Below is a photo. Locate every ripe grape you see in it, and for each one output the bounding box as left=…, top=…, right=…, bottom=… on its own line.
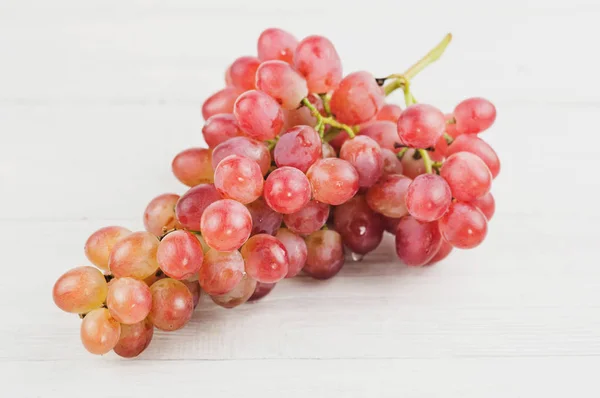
left=157, top=230, right=204, bottom=280
left=172, top=148, right=214, bottom=187
left=241, top=234, right=289, bottom=283
left=175, top=184, right=222, bottom=231
left=249, top=282, right=276, bottom=301
left=113, top=318, right=154, bottom=358
left=330, top=71, right=385, bottom=125
left=381, top=149, right=403, bottom=175
left=283, top=200, right=330, bottom=235
left=426, top=240, right=453, bottom=265
left=202, top=114, right=243, bottom=148
left=395, top=216, right=442, bottom=266
left=108, top=231, right=160, bottom=280
left=106, top=277, right=152, bottom=324
left=255, top=60, right=308, bottom=110
left=397, top=104, right=446, bottom=148
left=211, top=274, right=257, bottom=309
left=294, top=35, right=342, bottom=93
left=440, top=152, right=492, bottom=201
left=264, top=166, right=311, bottom=214
left=453, top=97, right=496, bottom=135
left=470, top=192, right=495, bottom=220
left=274, top=125, right=322, bottom=173
left=199, top=249, right=245, bottom=295
left=321, top=141, right=337, bottom=158
left=276, top=228, right=307, bottom=278
left=405, top=174, right=452, bottom=222
left=80, top=308, right=121, bottom=355
left=202, top=87, right=242, bottom=120
left=234, top=90, right=284, bottom=141
left=439, top=202, right=488, bottom=249
left=149, top=278, right=194, bottom=331
left=246, top=197, right=284, bottom=236
left=306, top=158, right=359, bottom=205
left=359, top=121, right=402, bottom=152
left=84, top=226, right=131, bottom=271
left=399, top=148, right=426, bottom=179
left=212, top=136, right=271, bottom=176
left=365, top=174, right=412, bottom=218
left=257, top=28, right=298, bottom=64
left=333, top=195, right=384, bottom=255
left=182, top=279, right=202, bottom=309
left=339, top=136, right=383, bottom=188
left=200, top=199, right=252, bottom=251
left=143, top=193, right=181, bottom=237
left=376, top=104, right=402, bottom=123
left=53, top=266, right=108, bottom=313
left=214, top=154, right=264, bottom=204
left=445, top=134, right=500, bottom=178
left=382, top=216, right=401, bottom=234
left=303, top=229, right=345, bottom=280
left=228, top=56, right=261, bottom=90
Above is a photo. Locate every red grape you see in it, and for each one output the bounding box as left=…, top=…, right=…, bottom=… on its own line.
left=211, top=274, right=257, bottom=309
left=143, top=193, right=181, bottom=237
left=241, top=234, right=289, bottom=283
left=406, top=174, right=452, bottom=222
left=264, top=166, right=311, bottom=214
left=439, top=202, right=488, bottom=249
left=306, top=158, right=359, bottom=205
left=148, top=278, right=194, bottom=331
left=234, top=90, right=284, bottom=141
left=321, top=141, right=337, bottom=158
left=470, top=192, right=495, bottom=221
left=397, top=104, right=445, bottom=148
left=333, top=195, right=384, bottom=255
left=249, top=282, right=276, bottom=301
left=200, top=199, right=252, bottom=252
left=214, top=154, right=264, bottom=204
left=202, top=87, right=242, bottom=120
left=109, top=231, right=160, bottom=280
left=359, top=121, right=402, bottom=152
left=376, top=104, right=402, bottom=123
left=182, top=279, right=202, bottom=309
left=328, top=130, right=350, bottom=152
left=199, top=249, right=245, bottom=295
left=113, top=318, right=153, bottom=358
left=246, top=197, right=284, bottom=236
left=365, top=174, right=412, bottom=218
left=175, top=184, right=222, bottom=231
left=440, top=152, right=492, bottom=201
left=84, top=226, right=131, bottom=271
left=283, top=200, right=330, bottom=235
left=80, top=308, right=121, bottom=355
left=106, top=277, right=152, bottom=324
left=445, top=134, right=500, bottom=178
left=330, top=71, right=385, bottom=125
left=172, top=148, right=214, bottom=187
left=202, top=113, right=243, bottom=148
left=276, top=228, right=307, bottom=278
left=303, top=229, right=345, bottom=280
left=53, top=266, right=108, bottom=314
left=294, top=35, right=342, bottom=93
left=256, top=60, right=308, bottom=110
left=383, top=216, right=401, bottom=234
left=453, top=97, right=496, bottom=135
left=394, top=216, right=442, bottom=266
left=157, top=230, right=204, bottom=280
left=426, top=240, right=453, bottom=265
left=339, top=136, right=383, bottom=188
left=381, top=149, right=403, bottom=175
left=228, top=56, right=261, bottom=91
left=274, top=125, right=322, bottom=173
left=257, top=28, right=298, bottom=64
left=212, top=136, right=271, bottom=176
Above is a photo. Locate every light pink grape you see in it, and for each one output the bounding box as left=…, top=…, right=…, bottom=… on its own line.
left=339, top=135, right=384, bottom=188
left=211, top=274, right=257, bottom=309
left=397, top=104, right=446, bottom=148
left=212, top=136, right=271, bottom=176
left=109, top=231, right=160, bottom=280
left=148, top=278, right=194, bottom=331
left=106, top=277, right=152, bottom=324
left=241, top=234, right=289, bottom=283
left=365, top=174, right=412, bottom=218
left=470, top=192, right=495, bottom=221
left=445, top=134, right=501, bottom=178
left=405, top=174, right=452, bottom=222
left=84, top=226, right=131, bottom=271
left=80, top=308, right=121, bottom=355
left=257, top=28, right=298, bottom=64
left=395, top=216, right=442, bottom=266
left=426, top=240, right=453, bottom=266
left=172, top=148, right=214, bottom=187
left=293, top=35, right=342, bottom=93
left=53, top=266, right=108, bottom=314
left=234, top=90, right=284, bottom=141
left=175, top=184, right=222, bottom=231
left=157, top=230, right=204, bottom=280
left=283, top=200, right=330, bottom=235
left=256, top=60, right=308, bottom=110
left=214, top=154, right=264, bottom=204
left=200, top=199, right=252, bottom=252
left=376, top=104, right=402, bottom=122
left=330, top=71, right=384, bottom=125
left=276, top=228, right=307, bottom=278
left=453, top=97, right=497, bottom=135
left=440, top=152, right=492, bottom=201
left=439, top=202, right=488, bottom=249
left=199, top=249, right=245, bottom=295
left=113, top=318, right=154, bottom=358
left=246, top=197, right=284, bottom=236
left=202, top=113, right=243, bottom=148
left=264, top=167, right=311, bottom=214
left=202, top=87, right=242, bottom=120
left=359, top=121, right=402, bottom=152
left=381, top=149, right=403, bottom=175
left=306, top=158, right=359, bottom=205
left=274, top=125, right=322, bottom=173
left=143, top=193, right=181, bottom=237
left=228, top=56, right=261, bottom=91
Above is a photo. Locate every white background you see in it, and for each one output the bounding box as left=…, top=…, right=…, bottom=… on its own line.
left=1, top=0, right=598, bottom=396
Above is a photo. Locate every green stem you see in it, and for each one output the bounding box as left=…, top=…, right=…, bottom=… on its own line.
left=266, top=138, right=278, bottom=151
left=443, top=133, right=455, bottom=145
left=396, top=147, right=408, bottom=159
left=418, top=149, right=433, bottom=174
left=302, top=98, right=356, bottom=138
left=320, top=93, right=332, bottom=116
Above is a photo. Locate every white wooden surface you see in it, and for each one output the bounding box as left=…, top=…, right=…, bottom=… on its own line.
left=1, top=0, right=599, bottom=396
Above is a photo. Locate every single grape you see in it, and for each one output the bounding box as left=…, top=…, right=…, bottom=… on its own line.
left=113, top=318, right=154, bottom=358
left=333, top=195, right=384, bottom=255
left=234, top=90, right=284, bottom=141
left=306, top=158, right=359, bottom=205
left=257, top=28, right=298, bottom=64
left=440, top=152, right=492, bottom=201
left=143, top=193, right=181, bottom=237
left=211, top=274, right=257, bottom=309
left=80, top=308, right=121, bottom=355
left=359, top=121, right=402, bottom=152
left=241, top=234, right=289, bottom=283
left=214, top=154, right=264, bottom=204
left=248, top=281, right=276, bottom=301
left=397, top=104, right=446, bottom=148
left=84, top=226, right=131, bottom=271
left=157, top=230, right=204, bottom=280
left=172, top=148, right=214, bottom=187
left=202, top=87, right=242, bottom=120
left=282, top=93, right=324, bottom=130
left=330, top=71, right=385, bottom=125
left=406, top=174, right=452, bottom=222
left=445, top=134, right=500, bottom=178
left=382, top=216, right=401, bottom=234
left=246, top=197, right=283, bottom=236
left=283, top=200, right=330, bottom=235
left=399, top=148, right=426, bottom=179
left=199, top=249, right=245, bottom=295
left=293, top=35, right=342, bottom=93
left=149, top=278, right=194, bottom=331
left=175, top=184, right=222, bottom=231
left=182, top=279, right=202, bottom=308
left=376, top=104, right=402, bottom=123
left=303, top=229, right=345, bottom=279
left=365, top=174, right=412, bottom=218
left=255, top=60, right=308, bottom=110
left=453, top=97, right=496, bottom=134
left=339, top=136, right=384, bottom=188
left=321, top=141, right=337, bottom=158
left=470, top=192, right=495, bottom=221
left=53, top=266, right=108, bottom=313
left=212, top=136, right=271, bottom=176
left=274, top=125, right=322, bottom=172
left=108, top=231, right=160, bottom=280
left=202, top=113, right=243, bottom=148
left=439, top=202, right=488, bottom=249
left=106, top=277, right=152, bottom=324
left=395, top=216, right=442, bottom=266
left=200, top=199, right=252, bottom=252
left=276, top=228, right=307, bottom=278
left=426, top=240, right=453, bottom=265
left=264, top=166, right=311, bottom=214
left=381, top=149, right=403, bottom=175
left=228, top=56, right=261, bottom=91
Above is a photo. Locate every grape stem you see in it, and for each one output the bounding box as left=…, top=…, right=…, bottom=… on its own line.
left=301, top=98, right=356, bottom=139
left=396, top=147, right=408, bottom=159
left=443, top=132, right=455, bottom=145
left=418, top=149, right=434, bottom=174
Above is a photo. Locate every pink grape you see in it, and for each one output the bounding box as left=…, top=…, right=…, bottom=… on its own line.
left=453, top=97, right=496, bottom=135
left=257, top=28, right=298, bottom=64
left=303, top=229, right=345, bottom=280
left=276, top=228, right=307, bottom=278
left=282, top=93, right=324, bottom=130
left=80, top=308, right=121, bottom=355
left=202, top=87, right=242, bottom=120
left=202, top=113, right=243, bottom=148
left=330, top=71, right=385, bottom=125
left=106, top=277, right=152, bottom=324
left=84, top=226, right=131, bottom=271
left=395, top=216, right=442, bottom=266
left=172, top=148, right=214, bottom=187
left=148, top=278, right=194, bottom=331
left=339, top=136, right=384, bottom=188
left=381, top=149, right=403, bottom=175
left=283, top=200, right=330, bottom=235
left=214, top=154, right=264, bottom=204
left=383, top=216, right=401, bottom=234
left=399, top=149, right=426, bottom=179
left=264, top=167, right=311, bottom=214
left=376, top=104, right=402, bottom=123
left=113, top=318, right=154, bottom=358
left=175, top=184, right=222, bottom=231
left=397, top=104, right=446, bottom=148
left=200, top=199, right=252, bottom=251
left=109, top=232, right=160, bottom=280
left=470, top=192, right=495, bottom=220
left=143, top=193, right=181, bottom=237
left=321, top=141, right=337, bottom=158
left=359, top=121, right=402, bottom=152
left=246, top=197, right=284, bottom=236
left=306, top=158, right=359, bottom=205
left=256, top=60, right=308, bottom=110
left=211, top=274, right=257, bottom=309
left=333, top=195, right=384, bottom=255
left=274, top=125, right=322, bottom=173
left=212, top=136, right=271, bottom=176
left=182, top=279, right=202, bottom=309
left=294, top=35, right=342, bottom=93
left=406, top=174, right=452, bottom=222
left=241, top=234, right=289, bottom=283
left=228, top=56, right=261, bottom=90
left=199, top=249, right=245, bottom=295
left=328, top=130, right=350, bottom=152
left=445, top=134, right=501, bottom=178
left=426, top=240, right=453, bottom=265
left=365, top=174, right=412, bottom=218
left=53, top=266, right=108, bottom=313
left=439, top=202, right=488, bottom=249
left=157, top=230, right=204, bottom=280
left=249, top=282, right=276, bottom=301
left=234, top=90, right=284, bottom=141
left=440, top=152, right=492, bottom=201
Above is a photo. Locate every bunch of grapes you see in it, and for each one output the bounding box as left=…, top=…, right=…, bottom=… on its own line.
left=52, top=29, right=500, bottom=358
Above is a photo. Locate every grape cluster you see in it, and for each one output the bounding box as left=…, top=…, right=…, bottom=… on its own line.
left=52, top=29, right=500, bottom=358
